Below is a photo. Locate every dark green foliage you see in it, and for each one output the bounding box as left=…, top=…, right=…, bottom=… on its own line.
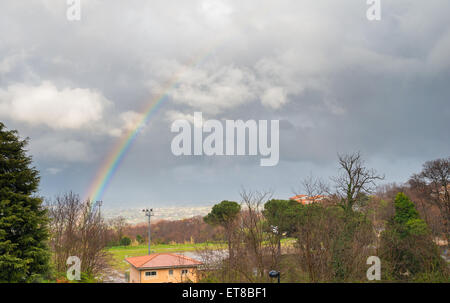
left=263, top=199, right=301, bottom=236
left=393, top=192, right=430, bottom=238
left=0, top=122, right=50, bottom=282
left=204, top=201, right=241, bottom=227
left=204, top=200, right=241, bottom=260
left=293, top=204, right=374, bottom=282
left=119, top=236, right=132, bottom=246
left=393, top=192, right=420, bottom=226
left=331, top=210, right=374, bottom=281
left=380, top=192, right=448, bottom=281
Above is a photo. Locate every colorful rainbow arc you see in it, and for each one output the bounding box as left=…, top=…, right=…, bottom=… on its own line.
left=85, top=44, right=219, bottom=204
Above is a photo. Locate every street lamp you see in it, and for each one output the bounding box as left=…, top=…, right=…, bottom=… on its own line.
left=269, top=270, right=280, bottom=283
left=142, top=208, right=154, bottom=255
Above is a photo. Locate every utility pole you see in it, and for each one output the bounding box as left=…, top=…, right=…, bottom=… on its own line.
left=142, top=208, right=154, bottom=255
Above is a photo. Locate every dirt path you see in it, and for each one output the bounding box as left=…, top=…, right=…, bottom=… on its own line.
left=101, top=267, right=127, bottom=283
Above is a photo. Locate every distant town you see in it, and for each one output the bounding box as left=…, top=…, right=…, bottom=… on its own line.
left=102, top=206, right=213, bottom=224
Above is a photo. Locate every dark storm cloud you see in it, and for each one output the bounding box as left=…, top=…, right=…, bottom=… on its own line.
left=0, top=0, right=449, bottom=207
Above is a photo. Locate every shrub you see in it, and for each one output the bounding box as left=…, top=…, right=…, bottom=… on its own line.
left=120, top=236, right=132, bottom=246
left=380, top=192, right=449, bottom=280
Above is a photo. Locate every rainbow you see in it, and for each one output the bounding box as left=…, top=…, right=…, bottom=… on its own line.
left=85, top=84, right=170, bottom=204
left=85, top=44, right=220, bottom=204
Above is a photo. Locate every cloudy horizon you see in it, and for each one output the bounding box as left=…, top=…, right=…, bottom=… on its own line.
left=1, top=1, right=449, bottom=209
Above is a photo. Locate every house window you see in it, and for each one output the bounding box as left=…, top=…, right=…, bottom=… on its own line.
left=145, top=271, right=157, bottom=277
left=169, top=269, right=174, bottom=276
left=181, top=269, right=188, bottom=275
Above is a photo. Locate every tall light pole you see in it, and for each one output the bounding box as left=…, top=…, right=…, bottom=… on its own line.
left=142, top=208, right=154, bottom=255
left=96, top=200, right=103, bottom=218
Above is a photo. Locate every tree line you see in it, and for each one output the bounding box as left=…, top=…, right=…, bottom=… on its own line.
left=197, top=153, right=449, bottom=282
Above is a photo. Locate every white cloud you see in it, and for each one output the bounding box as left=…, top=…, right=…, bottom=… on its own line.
left=165, top=110, right=195, bottom=124
left=0, top=81, right=110, bottom=129
left=200, top=0, right=233, bottom=28
left=261, top=87, right=287, bottom=109
left=109, top=111, right=145, bottom=137
left=168, top=64, right=257, bottom=114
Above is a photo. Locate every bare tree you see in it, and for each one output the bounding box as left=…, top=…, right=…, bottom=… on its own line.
left=122, top=216, right=222, bottom=245
left=298, top=173, right=330, bottom=204
left=202, top=190, right=278, bottom=282
left=332, top=152, right=384, bottom=211
left=47, top=192, right=83, bottom=273
left=292, top=203, right=375, bottom=282
left=414, top=157, right=450, bottom=243
left=109, top=216, right=128, bottom=244
left=47, top=192, right=109, bottom=280
left=238, top=190, right=273, bottom=281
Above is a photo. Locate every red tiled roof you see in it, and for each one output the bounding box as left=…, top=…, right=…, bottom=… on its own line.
left=125, top=253, right=202, bottom=269
left=289, top=195, right=327, bottom=205
left=289, top=195, right=307, bottom=200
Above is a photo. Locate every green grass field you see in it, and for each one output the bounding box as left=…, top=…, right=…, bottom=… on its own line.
left=108, top=238, right=296, bottom=271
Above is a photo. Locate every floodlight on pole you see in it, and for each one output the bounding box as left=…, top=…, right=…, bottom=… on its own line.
left=142, top=208, right=154, bottom=255
left=95, top=200, right=103, bottom=218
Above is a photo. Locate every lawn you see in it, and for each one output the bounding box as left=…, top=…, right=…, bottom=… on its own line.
left=108, top=238, right=296, bottom=272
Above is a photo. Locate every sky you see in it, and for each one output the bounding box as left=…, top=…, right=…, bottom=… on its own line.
left=0, top=0, right=449, bottom=209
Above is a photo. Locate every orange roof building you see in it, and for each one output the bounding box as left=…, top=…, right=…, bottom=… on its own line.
left=290, top=194, right=326, bottom=205
left=125, top=253, right=203, bottom=283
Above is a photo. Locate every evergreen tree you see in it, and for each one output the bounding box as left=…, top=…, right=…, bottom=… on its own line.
left=263, top=199, right=300, bottom=236
left=380, top=192, right=448, bottom=281
left=204, top=201, right=241, bottom=260
left=0, top=122, right=50, bottom=282
left=120, top=236, right=132, bottom=246
left=393, top=192, right=421, bottom=226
